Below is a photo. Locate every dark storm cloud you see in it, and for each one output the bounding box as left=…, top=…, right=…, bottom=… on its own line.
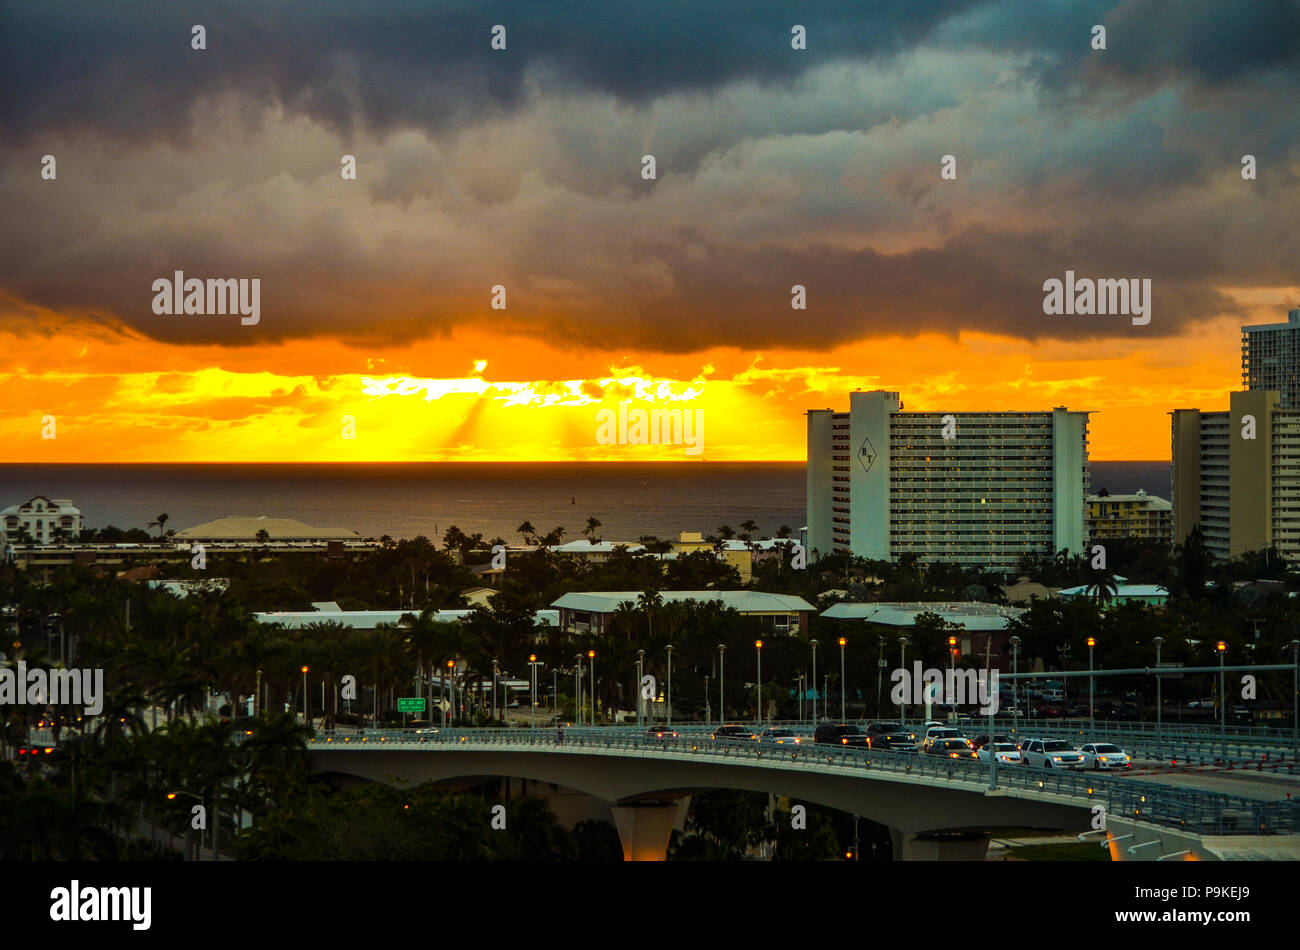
left=944, top=0, right=1300, bottom=94
left=0, top=0, right=986, bottom=144
left=1, top=0, right=1297, bottom=354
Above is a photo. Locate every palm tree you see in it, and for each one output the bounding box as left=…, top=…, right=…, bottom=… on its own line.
left=583, top=517, right=602, bottom=542
left=1087, top=567, right=1119, bottom=609
left=517, top=521, right=536, bottom=546
left=637, top=590, right=663, bottom=643
left=88, top=688, right=149, bottom=800
left=739, top=520, right=758, bottom=542
left=147, top=513, right=169, bottom=538
left=240, top=712, right=311, bottom=817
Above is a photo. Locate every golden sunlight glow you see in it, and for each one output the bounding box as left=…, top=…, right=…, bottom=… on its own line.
left=0, top=311, right=1254, bottom=462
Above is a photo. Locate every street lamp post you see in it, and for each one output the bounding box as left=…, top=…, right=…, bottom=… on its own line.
left=1009, top=636, right=1020, bottom=724
left=810, top=640, right=819, bottom=722
left=529, top=654, right=539, bottom=728
left=588, top=650, right=596, bottom=725
left=755, top=640, right=763, bottom=725
left=1153, top=637, right=1163, bottom=739
left=899, top=637, right=909, bottom=727
left=1291, top=640, right=1300, bottom=762
left=573, top=655, right=582, bottom=726
left=255, top=669, right=262, bottom=719
left=839, top=637, right=847, bottom=720
left=552, top=669, right=558, bottom=714
left=300, top=666, right=309, bottom=729
left=1087, top=637, right=1096, bottom=724
left=704, top=674, right=711, bottom=725
left=447, top=660, right=455, bottom=726
left=666, top=645, right=673, bottom=727
left=1217, top=641, right=1227, bottom=763
left=876, top=635, right=885, bottom=717
left=717, top=644, right=726, bottom=724
left=636, top=649, right=646, bottom=728
left=947, top=637, right=957, bottom=722
left=492, top=660, right=499, bottom=723
left=166, top=790, right=207, bottom=860
left=796, top=674, right=803, bottom=722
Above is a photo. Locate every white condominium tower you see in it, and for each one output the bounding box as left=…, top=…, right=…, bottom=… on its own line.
left=807, top=391, right=1090, bottom=571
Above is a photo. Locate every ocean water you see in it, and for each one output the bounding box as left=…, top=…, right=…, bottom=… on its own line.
left=0, top=460, right=1168, bottom=542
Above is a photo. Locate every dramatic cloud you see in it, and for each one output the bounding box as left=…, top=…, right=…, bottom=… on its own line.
left=1, top=1, right=1296, bottom=460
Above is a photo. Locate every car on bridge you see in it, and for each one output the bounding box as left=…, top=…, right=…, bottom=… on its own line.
left=757, top=727, right=801, bottom=746
left=977, top=742, right=1023, bottom=765
left=928, top=738, right=978, bottom=759
left=1020, top=738, right=1085, bottom=770
left=865, top=722, right=917, bottom=751
left=920, top=726, right=967, bottom=752
left=646, top=727, right=678, bottom=740
left=970, top=733, right=1013, bottom=750
left=813, top=723, right=870, bottom=748
left=1078, top=742, right=1131, bottom=770
left=712, top=724, right=757, bottom=742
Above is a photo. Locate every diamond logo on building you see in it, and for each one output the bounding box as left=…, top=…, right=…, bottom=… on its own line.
left=858, top=436, right=876, bottom=474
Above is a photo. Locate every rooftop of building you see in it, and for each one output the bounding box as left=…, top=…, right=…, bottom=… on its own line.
left=173, top=515, right=360, bottom=541
left=820, top=601, right=1026, bottom=629
left=550, top=590, right=815, bottom=614
left=1088, top=489, right=1171, bottom=509
left=2, top=496, right=81, bottom=515
left=1242, top=308, right=1300, bottom=331
left=1057, top=584, right=1169, bottom=598
left=255, top=606, right=559, bottom=629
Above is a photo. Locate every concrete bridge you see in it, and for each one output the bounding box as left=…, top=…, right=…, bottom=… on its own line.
left=308, top=728, right=1300, bottom=861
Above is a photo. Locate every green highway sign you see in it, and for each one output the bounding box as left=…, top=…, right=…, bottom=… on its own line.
left=397, top=697, right=426, bottom=712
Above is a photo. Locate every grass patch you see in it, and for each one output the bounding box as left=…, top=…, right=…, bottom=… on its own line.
left=1007, top=842, right=1111, bottom=861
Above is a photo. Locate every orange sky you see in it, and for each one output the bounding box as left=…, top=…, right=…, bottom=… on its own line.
left=0, top=310, right=1255, bottom=463
left=4, top=5, right=1297, bottom=466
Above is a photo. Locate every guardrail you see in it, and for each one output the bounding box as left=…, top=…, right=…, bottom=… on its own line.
left=304, top=727, right=1300, bottom=836
left=420, top=718, right=1300, bottom=766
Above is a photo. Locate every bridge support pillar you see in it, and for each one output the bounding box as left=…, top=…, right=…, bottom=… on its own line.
left=889, top=828, right=990, bottom=861
left=610, top=802, right=681, bottom=861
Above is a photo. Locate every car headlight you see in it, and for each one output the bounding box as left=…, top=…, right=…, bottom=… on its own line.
left=1052, top=756, right=1061, bottom=761
left=1099, top=756, right=1109, bottom=762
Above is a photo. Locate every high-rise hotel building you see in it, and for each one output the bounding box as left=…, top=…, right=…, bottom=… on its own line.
left=807, top=391, right=1090, bottom=571
left=1171, top=390, right=1300, bottom=560
left=1242, top=309, right=1300, bottom=409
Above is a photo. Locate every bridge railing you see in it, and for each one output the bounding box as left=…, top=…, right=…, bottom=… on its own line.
left=307, top=727, right=1300, bottom=835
